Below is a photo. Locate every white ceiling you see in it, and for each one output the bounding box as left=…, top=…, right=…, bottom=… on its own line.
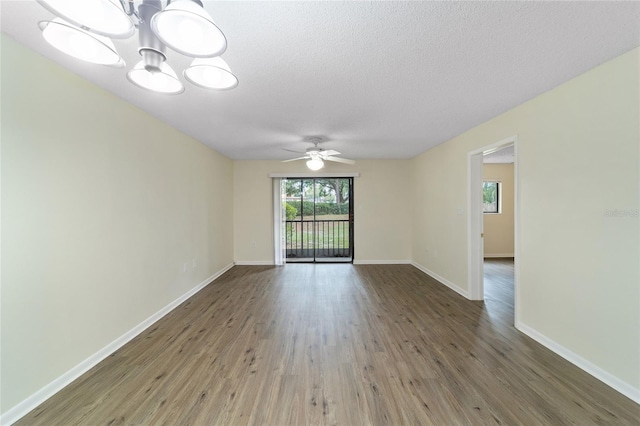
left=2, top=1, right=639, bottom=161
left=483, top=145, right=514, bottom=164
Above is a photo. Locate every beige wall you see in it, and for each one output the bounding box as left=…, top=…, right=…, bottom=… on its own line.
left=1, top=37, right=234, bottom=413
left=412, top=48, right=639, bottom=392
left=233, top=160, right=412, bottom=263
left=483, top=163, right=514, bottom=257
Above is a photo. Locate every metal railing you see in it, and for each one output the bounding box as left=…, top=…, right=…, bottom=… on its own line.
left=285, top=219, right=351, bottom=260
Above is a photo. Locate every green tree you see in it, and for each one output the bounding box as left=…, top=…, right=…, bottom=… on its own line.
left=483, top=182, right=496, bottom=204
left=284, top=178, right=350, bottom=205
left=315, top=179, right=349, bottom=204
left=285, top=203, right=297, bottom=220
left=284, top=179, right=302, bottom=197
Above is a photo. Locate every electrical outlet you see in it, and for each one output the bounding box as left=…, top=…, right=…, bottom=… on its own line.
left=192, top=259, right=197, bottom=268
left=183, top=263, right=188, bottom=272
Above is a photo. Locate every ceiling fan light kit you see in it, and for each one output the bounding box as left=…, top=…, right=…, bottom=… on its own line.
left=282, top=137, right=356, bottom=170
left=306, top=158, right=325, bottom=171
left=36, top=0, right=238, bottom=94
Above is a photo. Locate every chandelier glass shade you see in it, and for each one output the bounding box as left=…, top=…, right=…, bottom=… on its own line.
left=184, top=57, right=239, bottom=90
left=36, top=0, right=237, bottom=94
left=150, top=0, right=227, bottom=58
left=37, top=0, right=135, bottom=38
left=127, top=61, right=185, bottom=94
left=39, top=18, right=125, bottom=67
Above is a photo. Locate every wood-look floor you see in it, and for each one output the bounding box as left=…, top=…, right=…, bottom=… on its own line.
left=17, top=262, right=639, bottom=425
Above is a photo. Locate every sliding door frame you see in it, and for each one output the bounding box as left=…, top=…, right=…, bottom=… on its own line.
left=270, top=173, right=359, bottom=264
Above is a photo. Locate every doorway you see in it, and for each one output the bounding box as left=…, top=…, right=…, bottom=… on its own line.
left=467, top=136, right=519, bottom=323
left=481, top=146, right=516, bottom=322
left=283, top=177, right=354, bottom=263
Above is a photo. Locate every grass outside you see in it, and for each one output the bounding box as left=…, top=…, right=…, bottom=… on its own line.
left=286, top=215, right=350, bottom=249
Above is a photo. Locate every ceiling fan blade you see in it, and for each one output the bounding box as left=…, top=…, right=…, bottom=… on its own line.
left=320, top=149, right=341, bottom=157
left=325, top=156, right=355, bottom=165
left=282, top=156, right=310, bottom=163
left=282, top=148, right=305, bottom=154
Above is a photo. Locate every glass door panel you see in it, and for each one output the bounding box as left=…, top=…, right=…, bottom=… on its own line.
left=284, top=177, right=353, bottom=263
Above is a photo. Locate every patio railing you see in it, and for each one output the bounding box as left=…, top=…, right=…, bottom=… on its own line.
left=285, top=219, right=351, bottom=260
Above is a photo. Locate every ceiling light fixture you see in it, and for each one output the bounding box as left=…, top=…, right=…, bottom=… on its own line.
left=306, top=158, right=325, bottom=171
left=37, top=0, right=135, bottom=38
left=39, top=18, right=125, bottom=67
left=36, top=0, right=238, bottom=94
left=127, top=61, right=184, bottom=94
left=150, top=0, right=227, bottom=57
left=184, top=57, right=239, bottom=90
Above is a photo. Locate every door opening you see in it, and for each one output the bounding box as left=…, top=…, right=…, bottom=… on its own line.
left=482, top=146, right=516, bottom=322
left=283, top=177, right=354, bottom=263
left=467, top=136, right=519, bottom=324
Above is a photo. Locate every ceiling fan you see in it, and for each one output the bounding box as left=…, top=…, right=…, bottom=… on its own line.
left=282, top=137, right=356, bottom=170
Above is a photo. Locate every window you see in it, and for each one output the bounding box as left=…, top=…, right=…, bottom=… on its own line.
left=483, top=181, right=500, bottom=213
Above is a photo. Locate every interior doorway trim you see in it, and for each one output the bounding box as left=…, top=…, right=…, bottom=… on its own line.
left=467, top=135, right=520, bottom=321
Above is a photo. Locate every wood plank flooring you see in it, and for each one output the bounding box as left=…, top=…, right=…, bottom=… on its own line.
left=17, top=263, right=640, bottom=425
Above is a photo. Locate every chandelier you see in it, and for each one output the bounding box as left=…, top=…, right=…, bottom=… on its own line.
left=37, top=0, right=238, bottom=94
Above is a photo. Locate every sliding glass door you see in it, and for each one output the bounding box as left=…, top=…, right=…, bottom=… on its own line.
left=283, top=178, right=353, bottom=263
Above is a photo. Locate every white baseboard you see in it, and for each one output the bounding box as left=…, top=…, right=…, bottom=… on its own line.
left=516, top=322, right=640, bottom=404
left=410, top=262, right=469, bottom=298
left=0, top=262, right=234, bottom=426
left=484, top=253, right=514, bottom=258
left=236, top=260, right=410, bottom=266
left=237, top=260, right=413, bottom=266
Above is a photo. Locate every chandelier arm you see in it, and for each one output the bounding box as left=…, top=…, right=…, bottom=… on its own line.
left=121, top=0, right=142, bottom=25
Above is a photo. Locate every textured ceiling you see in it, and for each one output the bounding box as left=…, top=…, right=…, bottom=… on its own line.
left=2, top=1, right=639, bottom=160
left=484, top=145, right=514, bottom=164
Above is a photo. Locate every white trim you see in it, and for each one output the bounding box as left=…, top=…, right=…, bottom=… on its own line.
left=477, top=137, right=517, bottom=157
left=273, top=178, right=285, bottom=266
left=353, top=260, right=411, bottom=265
left=513, top=141, right=521, bottom=326
left=483, top=253, right=515, bottom=258
left=0, top=263, right=234, bottom=426
left=268, top=172, right=360, bottom=178
left=467, top=152, right=484, bottom=300
left=410, top=261, right=469, bottom=299
left=233, top=260, right=275, bottom=266
left=516, top=322, right=640, bottom=404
